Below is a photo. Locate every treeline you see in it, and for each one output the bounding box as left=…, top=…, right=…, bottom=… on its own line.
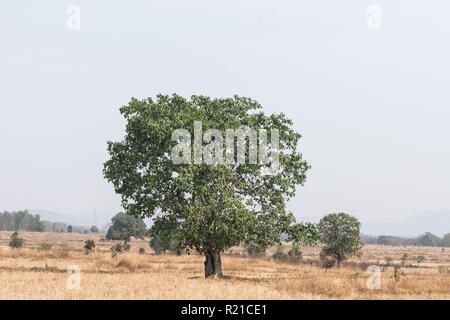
left=0, top=210, right=100, bottom=234
left=0, top=210, right=43, bottom=231
left=362, top=232, right=450, bottom=247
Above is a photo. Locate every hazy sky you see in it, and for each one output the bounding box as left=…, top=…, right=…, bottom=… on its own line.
left=1, top=1, right=449, bottom=228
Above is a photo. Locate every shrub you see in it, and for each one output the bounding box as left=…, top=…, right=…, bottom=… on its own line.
left=393, top=265, right=405, bottom=282
left=416, top=255, right=425, bottom=265
left=9, top=231, right=23, bottom=249
left=37, top=240, right=53, bottom=250
left=138, top=248, right=146, bottom=254
left=385, top=256, right=393, bottom=266
left=111, top=243, right=127, bottom=257
left=149, top=233, right=181, bottom=255
left=272, top=244, right=288, bottom=260
left=401, top=253, right=408, bottom=267
left=320, top=255, right=336, bottom=269
left=84, top=240, right=96, bottom=254
left=244, top=241, right=266, bottom=257
left=287, top=243, right=302, bottom=259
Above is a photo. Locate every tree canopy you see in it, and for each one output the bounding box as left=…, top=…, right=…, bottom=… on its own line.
left=104, top=94, right=318, bottom=277
left=105, top=212, right=147, bottom=245
left=318, top=213, right=363, bottom=268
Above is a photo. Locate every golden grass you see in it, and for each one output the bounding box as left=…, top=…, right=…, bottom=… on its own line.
left=0, top=231, right=448, bottom=299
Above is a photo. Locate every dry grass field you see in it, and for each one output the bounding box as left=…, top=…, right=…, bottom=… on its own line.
left=0, top=231, right=448, bottom=299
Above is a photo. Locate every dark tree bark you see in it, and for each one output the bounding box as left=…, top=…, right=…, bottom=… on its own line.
left=204, top=249, right=223, bottom=278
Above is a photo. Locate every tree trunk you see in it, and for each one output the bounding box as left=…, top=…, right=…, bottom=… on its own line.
left=204, top=249, right=223, bottom=278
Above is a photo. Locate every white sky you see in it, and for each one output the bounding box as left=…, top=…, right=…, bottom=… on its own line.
left=0, top=1, right=449, bottom=229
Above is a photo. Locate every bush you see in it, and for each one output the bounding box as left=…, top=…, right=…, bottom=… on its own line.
left=111, top=243, right=129, bottom=257
left=272, top=244, right=288, bottom=260
left=401, top=253, right=408, bottom=267
left=149, top=233, right=180, bottom=255
left=393, top=265, right=405, bottom=282
left=320, top=254, right=336, bottom=269
left=37, top=240, right=53, bottom=250
left=9, top=231, right=23, bottom=249
left=287, top=243, right=302, bottom=259
left=385, top=256, right=393, bottom=266
left=138, top=248, right=146, bottom=255
left=416, top=255, right=425, bottom=265
left=84, top=240, right=95, bottom=254
left=244, top=241, right=266, bottom=257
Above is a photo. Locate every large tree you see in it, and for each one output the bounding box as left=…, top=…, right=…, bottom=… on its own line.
left=104, top=94, right=318, bottom=278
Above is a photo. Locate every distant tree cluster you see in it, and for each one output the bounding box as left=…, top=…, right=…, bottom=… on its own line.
left=0, top=210, right=104, bottom=235
left=361, top=232, right=450, bottom=247
left=0, top=210, right=43, bottom=231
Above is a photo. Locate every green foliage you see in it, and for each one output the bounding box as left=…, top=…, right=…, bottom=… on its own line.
left=149, top=230, right=181, bottom=255
left=321, top=256, right=336, bottom=269
left=37, top=240, right=53, bottom=250
left=138, top=248, right=146, bottom=254
left=401, top=253, right=408, bottom=267
left=442, top=233, right=450, bottom=247
left=417, top=232, right=441, bottom=247
left=287, top=243, right=302, bottom=259
left=393, top=265, right=405, bottom=282
left=110, top=243, right=129, bottom=257
left=106, top=212, right=147, bottom=245
left=272, top=244, right=288, bottom=260
left=243, top=241, right=266, bottom=257
left=84, top=240, right=95, bottom=254
left=9, top=231, right=23, bottom=249
left=103, top=94, right=317, bottom=276
left=0, top=210, right=43, bottom=232
left=318, top=213, right=363, bottom=268
left=385, top=256, right=393, bottom=266
left=416, top=255, right=425, bottom=265
left=90, top=225, right=99, bottom=233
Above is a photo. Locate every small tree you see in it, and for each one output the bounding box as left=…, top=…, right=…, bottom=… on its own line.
left=393, top=265, right=405, bottom=282
left=67, top=225, right=73, bottom=233
left=244, top=241, right=266, bottom=257
left=416, top=255, right=425, bottom=266
left=288, top=243, right=302, bottom=259
left=90, top=225, right=99, bottom=233
left=9, top=231, right=23, bottom=249
left=272, top=243, right=288, bottom=260
left=106, top=212, right=147, bottom=246
left=149, top=237, right=167, bottom=255
left=149, top=230, right=181, bottom=255
left=84, top=240, right=95, bottom=254
left=318, top=213, right=363, bottom=268
left=385, top=256, right=393, bottom=266
left=110, top=243, right=125, bottom=257
left=401, top=253, right=408, bottom=267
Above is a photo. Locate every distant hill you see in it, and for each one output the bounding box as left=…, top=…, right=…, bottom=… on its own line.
left=361, top=212, right=450, bottom=237
left=296, top=212, right=449, bottom=238
left=29, top=209, right=112, bottom=227
left=29, top=210, right=449, bottom=238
